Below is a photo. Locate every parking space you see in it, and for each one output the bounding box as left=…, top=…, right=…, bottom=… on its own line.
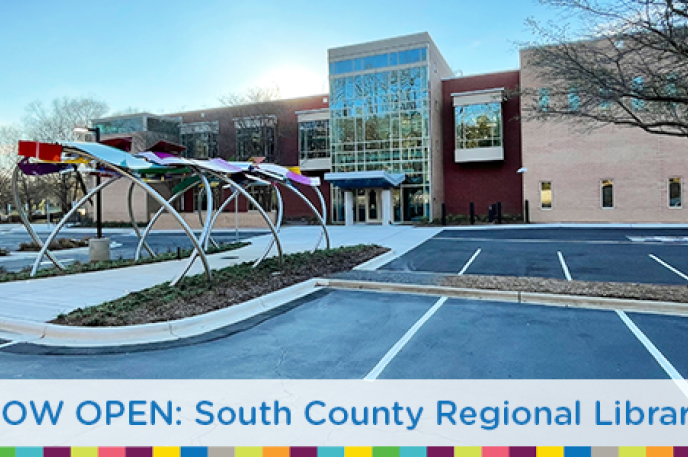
left=381, top=227, right=688, bottom=285
left=1, top=287, right=687, bottom=380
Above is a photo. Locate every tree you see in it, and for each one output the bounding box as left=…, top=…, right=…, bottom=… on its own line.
left=24, top=96, right=109, bottom=213
left=218, top=85, right=290, bottom=163
left=522, top=0, right=688, bottom=137
left=0, top=96, right=110, bottom=218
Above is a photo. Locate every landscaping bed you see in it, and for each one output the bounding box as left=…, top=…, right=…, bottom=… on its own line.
left=442, top=274, right=688, bottom=303
left=0, top=242, right=249, bottom=282
left=52, top=244, right=389, bottom=327
left=18, top=237, right=90, bottom=251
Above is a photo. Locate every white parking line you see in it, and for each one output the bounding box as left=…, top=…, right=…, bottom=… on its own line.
left=458, top=248, right=482, bottom=276
left=557, top=251, right=572, bottom=281
left=0, top=341, right=18, bottom=350
left=649, top=254, right=688, bottom=282
left=364, top=296, right=448, bottom=380
left=615, top=310, right=688, bottom=397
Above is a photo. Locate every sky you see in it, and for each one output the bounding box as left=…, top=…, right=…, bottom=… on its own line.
left=0, top=0, right=563, bottom=126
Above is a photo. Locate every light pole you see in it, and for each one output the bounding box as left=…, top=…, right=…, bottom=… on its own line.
left=74, top=126, right=103, bottom=238
left=517, top=167, right=529, bottom=224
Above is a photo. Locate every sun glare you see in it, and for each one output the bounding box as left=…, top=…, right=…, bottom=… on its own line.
left=256, top=65, right=327, bottom=99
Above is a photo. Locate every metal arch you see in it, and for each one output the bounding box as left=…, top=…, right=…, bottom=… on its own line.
left=196, top=172, right=215, bottom=251
left=209, top=173, right=283, bottom=264
left=169, top=175, right=284, bottom=286
left=30, top=176, right=120, bottom=276
left=134, top=178, right=201, bottom=261
left=252, top=183, right=283, bottom=268
left=313, top=185, right=328, bottom=251
left=206, top=186, right=240, bottom=234
left=168, top=184, right=243, bottom=286
left=279, top=182, right=331, bottom=252
left=11, top=166, right=66, bottom=271
left=127, top=182, right=156, bottom=258
left=71, top=149, right=213, bottom=283
left=196, top=181, right=220, bottom=250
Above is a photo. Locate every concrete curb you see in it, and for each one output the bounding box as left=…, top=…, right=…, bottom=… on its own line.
left=353, top=249, right=396, bottom=271
left=0, top=279, right=321, bottom=348
left=318, top=278, right=688, bottom=317
left=437, top=223, right=688, bottom=230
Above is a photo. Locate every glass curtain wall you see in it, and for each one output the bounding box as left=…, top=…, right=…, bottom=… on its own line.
left=329, top=48, right=430, bottom=223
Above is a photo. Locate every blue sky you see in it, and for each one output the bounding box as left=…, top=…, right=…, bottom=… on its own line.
left=0, top=0, right=561, bottom=125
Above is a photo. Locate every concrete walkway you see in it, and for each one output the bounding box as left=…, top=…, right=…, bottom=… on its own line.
left=0, top=225, right=440, bottom=323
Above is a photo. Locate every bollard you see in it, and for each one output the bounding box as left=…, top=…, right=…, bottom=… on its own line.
left=441, top=203, right=447, bottom=226
left=89, top=238, right=111, bottom=262
left=497, top=201, right=502, bottom=224
left=469, top=202, right=475, bottom=225
left=524, top=200, right=530, bottom=224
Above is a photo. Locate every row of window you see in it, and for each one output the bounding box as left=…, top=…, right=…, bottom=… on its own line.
left=537, top=75, right=676, bottom=112
left=330, top=67, right=429, bottom=103
left=539, top=178, right=683, bottom=209
left=329, top=48, right=427, bottom=75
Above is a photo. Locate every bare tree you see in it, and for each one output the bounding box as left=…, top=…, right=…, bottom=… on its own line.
left=22, top=96, right=109, bottom=214
left=522, top=0, right=688, bottom=137
left=218, top=85, right=292, bottom=163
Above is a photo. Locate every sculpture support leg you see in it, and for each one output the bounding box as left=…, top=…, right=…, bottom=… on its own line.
left=12, top=166, right=65, bottom=271
left=127, top=182, right=155, bottom=258
left=280, top=183, right=331, bottom=252
left=31, top=177, right=120, bottom=276
left=253, top=184, right=283, bottom=267
left=196, top=183, right=220, bottom=250
left=67, top=149, right=213, bottom=284
left=135, top=180, right=200, bottom=261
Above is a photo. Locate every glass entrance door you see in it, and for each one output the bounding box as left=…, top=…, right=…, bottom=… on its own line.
left=367, top=189, right=381, bottom=223
left=354, top=189, right=382, bottom=223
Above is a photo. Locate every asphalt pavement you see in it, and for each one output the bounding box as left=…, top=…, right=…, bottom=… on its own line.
left=381, top=227, right=688, bottom=285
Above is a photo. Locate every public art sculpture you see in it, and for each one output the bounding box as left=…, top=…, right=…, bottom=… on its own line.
left=12, top=140, right=330, bottom=286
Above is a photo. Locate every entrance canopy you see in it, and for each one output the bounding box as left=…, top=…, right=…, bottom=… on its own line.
left=325, top=171, right=405, bottom=189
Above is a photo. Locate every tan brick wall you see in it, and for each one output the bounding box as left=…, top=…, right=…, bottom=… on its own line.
left=521, top=49, right=688, bottom=223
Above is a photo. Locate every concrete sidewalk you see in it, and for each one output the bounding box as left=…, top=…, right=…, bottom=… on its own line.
left=0, top=225, right=440, bottom=323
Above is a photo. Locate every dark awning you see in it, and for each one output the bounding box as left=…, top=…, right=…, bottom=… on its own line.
left=324, top=171, right=406, bottom=189
left=147, top=139, right=187, bottom=154
left=100, top=137, right=132, bottom=152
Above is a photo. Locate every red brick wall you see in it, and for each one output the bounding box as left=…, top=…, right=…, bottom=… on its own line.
left=172, top=95, right=330, bottom=215
left=441, top=71, right=523, bottom=217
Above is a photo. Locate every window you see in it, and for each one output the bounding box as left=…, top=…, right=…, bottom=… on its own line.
left=299, top=120, right=330, bottom=160
left=540, top=181, right=552, bottom=209
left=632, top=77, right=645, bottom=111
left=329, top=48, right=427, bottom=75
left=600, top=87, right=613, bottom=110
left=247, top=185, right=274, bottom=212
left=601, top=179, right=614, bottom=208
left=235, top=116, right=276, bottom=161
left=455, top=102, right=502, bottom=149
left=180, top=121, right=219, bottom=159
left=669, top=177, right=682, bottom=208
left=538, top=88, right=550, bottom=112
left=568, top=86, right=580, bottom=112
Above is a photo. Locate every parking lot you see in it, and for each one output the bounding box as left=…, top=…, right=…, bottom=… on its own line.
left=0, top=287, right=686, bottom=379
left=2, top=225, right=688, bottom=380
left=381, top=227, right=688, bottom=285
left=0, top=227, right=266, bottom=272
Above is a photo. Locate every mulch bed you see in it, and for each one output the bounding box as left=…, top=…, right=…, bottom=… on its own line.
left=442, top=274, right=688, bottom=303
left=52, top=244, right=389, bottom=327
left=19, top=237, right=90, bottom=251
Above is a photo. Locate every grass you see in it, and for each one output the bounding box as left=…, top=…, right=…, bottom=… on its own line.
left=0, top=241, right=249, bottom=283
left=52, top=244, right=389, bottom=327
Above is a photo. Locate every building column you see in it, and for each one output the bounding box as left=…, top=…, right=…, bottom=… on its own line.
left=381, top=189, right=392, bottom=226
left=344, top=191, right=354, bottom=226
